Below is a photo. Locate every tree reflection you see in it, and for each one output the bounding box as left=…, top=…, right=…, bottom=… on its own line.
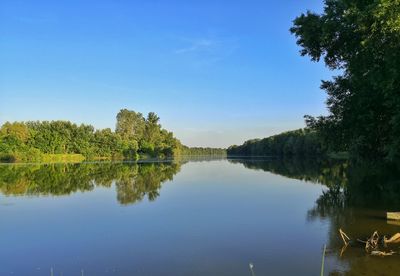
left=0, top=162, right=181, bottom=205
left=229, top=157, right=400, bottom=275
left=228, top=157, right=347, bottom=187
left=229, top=157, right=400, bottom=210
left=115, top=163, right=179, bottom=205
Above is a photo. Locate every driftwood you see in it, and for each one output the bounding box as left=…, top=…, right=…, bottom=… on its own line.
left=338, top=229, right=399, bottom=257
left=339, top=228, right=351, bottom=257
left=339, top=229, right=350, bottom=246
left=365, top=231, right=380, bottom=253
left=384, top=233, right=400, bottom=244
left=371, top=250, right=395, bottom=257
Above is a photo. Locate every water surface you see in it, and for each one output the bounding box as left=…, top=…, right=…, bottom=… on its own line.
left=1, top=159, right=399, bottom=275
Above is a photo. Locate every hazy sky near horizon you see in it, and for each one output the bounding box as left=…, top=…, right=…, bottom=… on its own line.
left=0, top=0, right=331, bottom=148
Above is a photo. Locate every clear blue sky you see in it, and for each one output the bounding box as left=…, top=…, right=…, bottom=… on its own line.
left=0, top=0, right=330, bottom=148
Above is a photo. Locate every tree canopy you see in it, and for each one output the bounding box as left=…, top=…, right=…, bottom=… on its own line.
left=291, top=0, right=400, bottom=160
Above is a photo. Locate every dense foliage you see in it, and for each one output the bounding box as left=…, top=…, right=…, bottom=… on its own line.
left=291, top=0, right=400, bottom=160
left=227, top=129, right=324, bottom=157
left=114, top=109, right=182, bottom=159
left=0, top=109, right=222, bottom=162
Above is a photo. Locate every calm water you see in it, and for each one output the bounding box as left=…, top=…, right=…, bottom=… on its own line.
left=1, top=158, right=400, bottom=275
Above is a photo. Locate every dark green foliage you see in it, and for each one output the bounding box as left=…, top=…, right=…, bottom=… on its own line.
left=227, top=129, right=325, bottom=157
left=291, top=0, right=400, bottom=160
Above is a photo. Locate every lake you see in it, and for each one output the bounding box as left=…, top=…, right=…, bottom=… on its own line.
left=1, top=158, right=400, bottom=275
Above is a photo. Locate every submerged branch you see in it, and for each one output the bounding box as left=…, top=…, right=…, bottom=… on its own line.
left=338, top=229, right=400, bottom=257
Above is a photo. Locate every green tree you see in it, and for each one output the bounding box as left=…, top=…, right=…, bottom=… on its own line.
left=0, top=122, right=30, bottom=152
left=291, top=0, right=400, bottom=160
left=115, top=109, right=145, bottom=141
left=144, top=112, right=161, bottom=144
left=93, top=128, right=124, bottom=158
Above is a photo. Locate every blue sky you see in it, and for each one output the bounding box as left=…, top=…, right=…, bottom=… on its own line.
left=0, top=0, right=331, bottom=147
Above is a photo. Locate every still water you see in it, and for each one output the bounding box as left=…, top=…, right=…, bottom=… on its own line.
left=1, top=158, right=400, bottom=275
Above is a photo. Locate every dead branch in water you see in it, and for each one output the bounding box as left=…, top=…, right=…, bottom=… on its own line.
left=339, top=228, right=350, bottom=246
left=384, top=233, right=400, bottom=245
left=338, top=229, right=399, bottom=257
left=365, top=231, right=380, bottom=253
left=371, top=250, right=395, bottom=257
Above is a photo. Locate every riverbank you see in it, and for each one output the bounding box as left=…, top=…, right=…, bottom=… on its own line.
left=0, top=153, right=228, bottom=164
left=0, top=153, right=117, bottom=163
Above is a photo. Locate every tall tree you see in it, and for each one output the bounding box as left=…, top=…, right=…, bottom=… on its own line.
left=144, top=112, right=161, bottom=143
left=291, top=0, right=400, bottom=160
left=115, top=109, right=145, bottom=141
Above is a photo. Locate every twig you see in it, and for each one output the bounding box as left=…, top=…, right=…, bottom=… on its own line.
left=339, top=229, right=351, bottom=246
left=340, top=243, right=348, bottom=257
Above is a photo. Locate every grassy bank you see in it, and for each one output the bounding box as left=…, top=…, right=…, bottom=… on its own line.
left=41, top=154, right=86, bottom=163
left=0, top=152, right=86, bottom=163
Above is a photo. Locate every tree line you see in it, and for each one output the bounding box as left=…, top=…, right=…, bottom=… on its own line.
left=227, top=129, right=325, bottom=157
left=180, top=146, right=227, bottom=156
left=0, top=109, right=225, bottom=162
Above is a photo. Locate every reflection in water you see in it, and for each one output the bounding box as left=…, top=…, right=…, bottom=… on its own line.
left=229, top=157, right=400, bottom=209
left=2, top=158, right=400, bottom=275
left=312, top=162, right=400, bottom=275
left=0, top=162, right=181, bottom=205
left=229, top=158, right=400, bottom=275
left=229, top=157, right=347, bottom=187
